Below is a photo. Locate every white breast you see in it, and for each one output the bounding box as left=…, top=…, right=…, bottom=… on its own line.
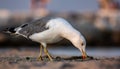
left=29, top=29, right=63, bottom=43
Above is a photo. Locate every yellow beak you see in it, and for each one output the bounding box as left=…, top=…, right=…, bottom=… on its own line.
left=82, top=50, right=87, bottom=59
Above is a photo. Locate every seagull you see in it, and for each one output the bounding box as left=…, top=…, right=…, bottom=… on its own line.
left=8, top=16, right=87, bottom=61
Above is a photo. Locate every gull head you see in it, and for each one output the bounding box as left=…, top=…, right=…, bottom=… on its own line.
left=79, top=36, right=87, bottom=59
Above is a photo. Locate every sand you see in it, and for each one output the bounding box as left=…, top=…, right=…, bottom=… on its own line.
left=0, top=48, right=120, bottom=69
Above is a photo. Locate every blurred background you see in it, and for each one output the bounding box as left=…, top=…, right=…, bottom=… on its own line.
left=0, top=0, right=120, bottom=57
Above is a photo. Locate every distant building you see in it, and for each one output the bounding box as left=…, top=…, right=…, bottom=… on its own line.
left=30, top=0, right=50, bottom=10
left=95, top=0, right=120, bottom=31
left=30, top=0, right=50, bottom=17
left=98, top=0, right=120, bottom=10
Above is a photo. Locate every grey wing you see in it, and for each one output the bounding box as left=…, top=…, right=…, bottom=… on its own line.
left=19, top=18, right=49, bottom=37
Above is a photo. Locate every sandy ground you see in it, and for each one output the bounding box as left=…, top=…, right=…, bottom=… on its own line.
left=0, top=48, right=120, bottom=69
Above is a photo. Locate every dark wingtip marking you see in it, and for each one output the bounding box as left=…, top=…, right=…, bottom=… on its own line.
left=8, top=27, right=16, bottom=33
left=21, top=24, right=28, bottom=28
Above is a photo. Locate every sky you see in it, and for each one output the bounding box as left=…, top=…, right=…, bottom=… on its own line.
left=0, top=0, right=98, bottom=12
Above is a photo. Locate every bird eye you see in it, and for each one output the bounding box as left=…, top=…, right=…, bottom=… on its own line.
left=81, top=43, right=84, bottom=46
